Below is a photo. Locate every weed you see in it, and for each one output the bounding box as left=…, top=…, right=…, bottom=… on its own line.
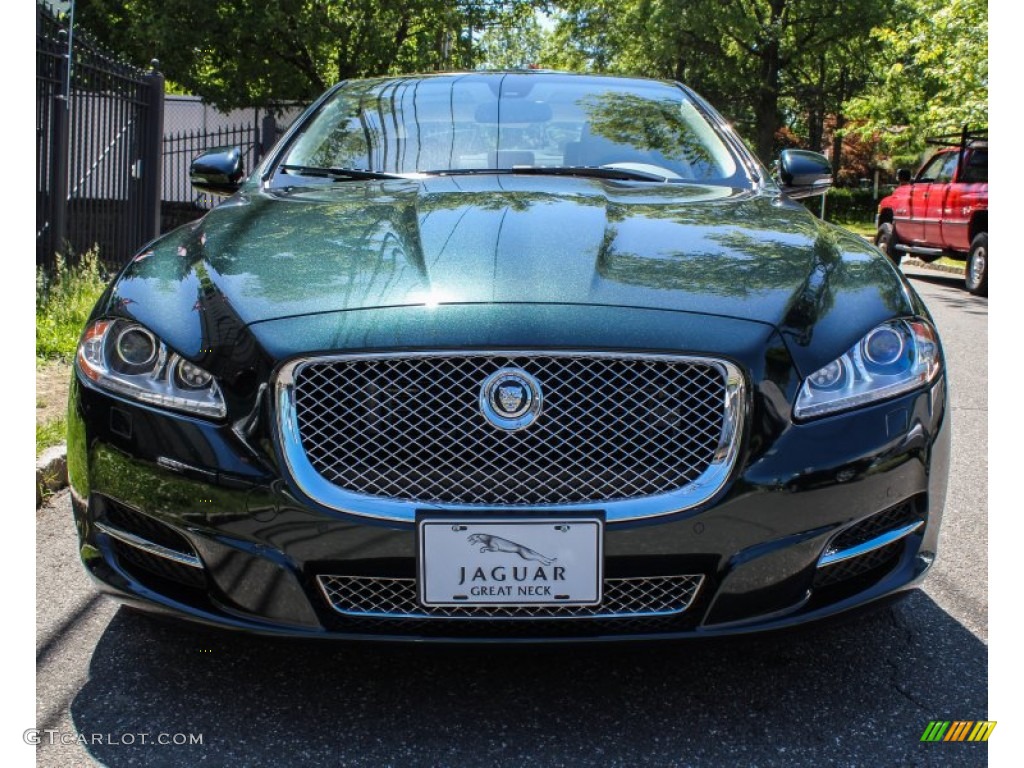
left=36, top=249, right=108, bottom=361
left=36, top=414, right=67, bottom=456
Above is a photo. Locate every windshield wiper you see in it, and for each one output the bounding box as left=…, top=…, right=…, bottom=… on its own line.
left=281, top=164, right=677, bottom=183
left=503, top=166, right=674, bottom=183
left=427, top=166, right=676, bottom=183
left=279, top=165, right=404, bottom=181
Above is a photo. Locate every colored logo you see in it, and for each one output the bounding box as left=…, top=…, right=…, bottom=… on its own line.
left=920, top=721, right=996, bottom=742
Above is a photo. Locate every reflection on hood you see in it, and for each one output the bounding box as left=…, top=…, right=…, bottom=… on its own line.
left=110, top=174, right=911, bottom=374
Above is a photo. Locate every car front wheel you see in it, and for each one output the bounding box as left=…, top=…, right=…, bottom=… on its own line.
left=966, top=233, right=988, bottom=296
left=875, top=222, right=901, bottom=265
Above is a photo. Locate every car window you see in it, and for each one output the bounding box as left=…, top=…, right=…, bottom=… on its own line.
left=960, top=148, right=987, bottom=183
left=278, top=74, right=744, bottom=185
left=916, top=152, right=952, bottom=183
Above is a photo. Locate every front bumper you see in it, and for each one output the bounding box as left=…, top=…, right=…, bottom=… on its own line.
left=68, top=362, right=950, bottom=642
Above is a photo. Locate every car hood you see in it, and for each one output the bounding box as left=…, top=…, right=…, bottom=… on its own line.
left=106, top=174, right=919, bottom=375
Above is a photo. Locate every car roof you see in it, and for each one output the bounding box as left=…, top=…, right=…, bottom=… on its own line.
left=336, top=70, right=680, bottom=89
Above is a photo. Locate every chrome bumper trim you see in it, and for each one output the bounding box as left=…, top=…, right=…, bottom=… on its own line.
left=818, top=520, right=924, bottom=567
left=96, top=521, right=203, bottom=569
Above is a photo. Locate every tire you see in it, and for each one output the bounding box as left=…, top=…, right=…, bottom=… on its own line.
left=875, top=222, right=901, bottom=265
left=965, top=233, right=988, bottom=296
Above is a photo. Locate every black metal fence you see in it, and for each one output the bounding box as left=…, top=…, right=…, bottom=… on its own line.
left=160, top=99, right=308, bottom=232
left=37, top=4, right=311, bottom=272
left=36, top=3, right=164, bottom=272
left=36, top=7, right=65, bottom=270
left=160, top=117, right=278, bottom=233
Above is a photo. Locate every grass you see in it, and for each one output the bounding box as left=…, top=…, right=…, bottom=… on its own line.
left=832, top=219, right=875, bottom=239
left=36, top=250, right=107, bottom=456
left=827, top=219, right=965, bottom=271
left=36, top=415, right=67, bottom=455
left=36, top=249, right=108, bottom=362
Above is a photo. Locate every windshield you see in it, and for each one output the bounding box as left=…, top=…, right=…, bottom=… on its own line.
left=277, top=73, right=746, bottom=186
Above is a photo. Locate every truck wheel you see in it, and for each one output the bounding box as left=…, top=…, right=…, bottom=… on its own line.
left=965, top=233, right=988, bottom=296
left=875, top=222, right=901, bottom=265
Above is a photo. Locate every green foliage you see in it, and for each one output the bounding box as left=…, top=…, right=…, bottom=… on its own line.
left=845, top=0, right=988, bottom=154
left=476, top=7, right=546, bottom=69
left=546, top=0, right=894, bottom=162
left=76, top=0, right=542, bottom=110
left=545, top=0, right=985, bottom=170
left=36, top=416, right=68, bottom=456
left=832, top=220, right=875, bottom=238
left=802, top=188, right=891, bottom=223
left=36, top=250, right=108, bottom=362
left=75, top=0, right=987, bottom=175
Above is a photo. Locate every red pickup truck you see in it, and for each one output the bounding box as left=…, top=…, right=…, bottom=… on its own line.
left=875, top=130, right=988, bottom=295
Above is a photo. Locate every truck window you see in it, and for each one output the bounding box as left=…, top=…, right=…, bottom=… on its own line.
left=960, top=149, right=987, bottom=183
left=916, top=153, right=950, bottom=183
left=934, top=153, right=959, bottom=183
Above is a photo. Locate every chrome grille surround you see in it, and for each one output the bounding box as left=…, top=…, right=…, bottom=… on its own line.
left=275, top=351, right=745, bottom=522
left=317, top=574, right=705, bottom=620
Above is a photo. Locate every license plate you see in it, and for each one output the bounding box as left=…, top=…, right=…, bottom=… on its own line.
left=418, top=518, right=603, bottom=606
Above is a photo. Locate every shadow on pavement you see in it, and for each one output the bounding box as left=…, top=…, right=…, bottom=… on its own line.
left=903, top=270, right=987, bottom=317
left=69, top=591, right=987, bottom=767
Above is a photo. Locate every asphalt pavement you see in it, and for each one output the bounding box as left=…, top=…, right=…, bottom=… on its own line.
left=35, top=265, right=988, bottom=767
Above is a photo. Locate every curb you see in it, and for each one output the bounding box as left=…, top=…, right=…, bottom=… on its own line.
left=902, top=257, right=966, bottom=277
left=858, top=236, right=966, bottom=277
left=37, top=444, right=68, bottom=508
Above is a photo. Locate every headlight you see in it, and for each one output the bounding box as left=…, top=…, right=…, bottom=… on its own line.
left=794, top=319, right=941, bottom=419
left=76, top=319, right=226, bottom=419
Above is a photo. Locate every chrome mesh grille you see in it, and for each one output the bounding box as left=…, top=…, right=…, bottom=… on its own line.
left=317, top=574, right=704, bottom=619
left=289, top=353, right=729, bottom=506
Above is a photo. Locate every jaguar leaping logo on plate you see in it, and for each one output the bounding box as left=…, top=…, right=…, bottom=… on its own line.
left=479, top=368, right=543, bottom=430
left=467, top=533, right=556, bottom=566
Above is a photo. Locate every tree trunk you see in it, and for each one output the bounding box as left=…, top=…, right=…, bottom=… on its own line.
left=753, top=0, right=787, bottom=164
left=754, top=37, right=781, bottom=164
left=808, top=54, right=827, bottom=152
left=830, top=68, right=849, bottom=180
left=831, top=112, right=846, bottom=180
left=808, top=106, right=824, bottom=152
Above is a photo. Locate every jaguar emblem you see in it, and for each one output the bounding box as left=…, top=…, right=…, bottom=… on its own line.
left=479, top=368, right=543, bottom=431
left=497, top=384, right=525, bottom=414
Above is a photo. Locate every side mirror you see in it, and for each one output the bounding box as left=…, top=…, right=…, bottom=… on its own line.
left=896, top=168, right=912, bottom=184
left=777, top=149, right=833, bottom=199
left=190, top=147, right=245, bottom=196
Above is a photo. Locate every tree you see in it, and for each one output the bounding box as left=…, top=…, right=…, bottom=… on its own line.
left=547, top=0, right=892, bottom=163
left=75, top=1, right=536, bottom=110
left=845, top=0, right=988, bottom=156
left=783, top=17, right=892, bottom=176
left=75, top=0, right=988, bottom=174
left=476, top=9, right=547, bottom=69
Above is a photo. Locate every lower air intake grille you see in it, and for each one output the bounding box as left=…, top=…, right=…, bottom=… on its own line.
left=318, top=574, right=704, bottom=619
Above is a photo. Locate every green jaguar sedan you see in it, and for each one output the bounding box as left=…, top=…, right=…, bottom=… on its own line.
left=68, top=71, right=949, bottom=641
